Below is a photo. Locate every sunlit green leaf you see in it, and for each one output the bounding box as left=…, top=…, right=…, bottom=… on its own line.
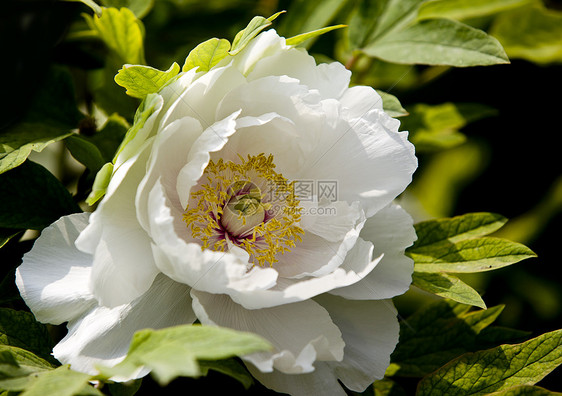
left=412, top=272, right=486, bottom=308
left=100, top=0, right=155, bottom=19
left=96, top=325, right=271, bottom=386
left=230, top=12, right=283, bottom=55
left=280, top=0, right=350, bottom=39
left=0, top=161, right=80, bottom=229
left=491, top=3, right=562, bottom=65
left=86, top=162, right=114, bottom=206
left=412, top=212, right=508, bottom=248
left=0, top=347, right=55, bottom=391
left=418, top=0, right=533, bottom=21
left=363, top=18, right=509, bottom=66
left=183, top=39, right=231, bottom=72
left=373, top=377, right=408, bottom=396
left=388, top=301, right=505, bottom=377
left=411, top=237, right=536, bottom=273
left=285, top=25, right=347, bottom=47
left=488, top=385, right=562, bottom=395
left=417, top=329, right=562, bottom=394
left=115, top=62, right=180, bottom=98
left=85, top=7, right=145, bottom=64
left=20, top=365, right=102, bottom=396
left=376, top=90, right=408, bottom=117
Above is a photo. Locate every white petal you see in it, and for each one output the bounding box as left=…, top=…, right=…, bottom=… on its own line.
left=136, top=116, right=203, bottom=233
left=176, top=110, right=242, bottom=209
left=316, top=294, right=400, bottom=392
left=191, top=291, right=344, bottom=374
left=247, top=362, right=347, bottom=396
left=331, top=204, right=415, bottom=300
left=16, top=213, right=96, bottom=325
left=228, top=29, right=288, bottom=76
left=148, top=180, right=279, bottom=297
left=76, top=144, right=159, bottom=308
left=300, top=200, right=364, bottom=243
left=54, top=274, right=196, bottom=377
left=300, top=109, right=417, bottom=218
left=339, top=85, right=384, bottom=119
left=158, top=65, right=246, bottom=131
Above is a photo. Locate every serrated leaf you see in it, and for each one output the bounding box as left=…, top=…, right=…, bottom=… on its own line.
left=96, top=325, right=271, bottom=386
left=411, top=237, right=536, bottom=273
left=85, top=7, right=145, bottom=64
left=490, top=4, right=562, bottom=65
left=20, top=365, right=102, bottom=396
left=412, top=272, right=486, bottom=308
left=230, top=12, right=283, bottom=55
left=416, top=329, right=562, bottom=395
left=388, top=301, right=504, bottom=377
left=417, top=0, right=533, bottom=21
left=0, top=67, right=83, bottom=174
left=0, top=309, right=54, bottom=364
left=115, top=63, right=180, bottom=98
left=183, top=39, right=231, bottom=72
left=0, top=161, right=81, bottom=229
left=376, top=90, right=408, bottom=117
left=363, top=18, right=509, bottom=66
left=285, top=25, right=347, bottom=47
left=412, top=212, right=508, bottom=248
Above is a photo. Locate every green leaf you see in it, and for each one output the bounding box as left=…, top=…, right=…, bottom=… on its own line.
left=376, top=90, right=408, bottom=117
left=412, top=212, right=508, bottom=248
left=348, top=0, right=426, bottom=50
left=490, top=4, right=562, bottom=65
left=85, top=7, right=145, bottom=64
left=0, top=309, right=54, bottom=364
left=86, top=162, right=114, bottom=206
left=411, top=237, right=536, bottom=273
left=388, top=301, right=505, bottom=377
left=100, top=0, right=155, bottom=19
left=488, top=385, right=562, bottom=395
left=115, top=62, right=180, bottom=98
left=279, top=0, right=350, bottom=42
left=230, top=12, right=283, bottom=56
left=286, top=25, right=347, bottom=47
left=106, top=379, right=142, bottom=396
left=65, top=136, right=106, bottom=173
left=198, top=359, right=254, bottom=390
left=0, top=229, right=20, bottom=249
left=412, top=272, right=486, bottom=308
left=20, top=365, right=102, bottom=396
left=417, top=0, right=534, bottom=21
left=183, top=39, right=231, bottom=72
left=373, top=378, right=408, bottom=396
left=416, top=329, right=562, bottom=395
left=0, top=67, right=83, bottom=174
left=401, top=103, right=497, bottom=152
left=96, top=325, right=271, bottom=386
left=0, top=347, right=55, bottom=391
left=0, top=161, right=81, bottom=230
left=363, top=18, right=509, bottom=66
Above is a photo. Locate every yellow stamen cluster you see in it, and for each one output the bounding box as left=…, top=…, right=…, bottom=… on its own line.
left=183, top=154, right=304, bottom=267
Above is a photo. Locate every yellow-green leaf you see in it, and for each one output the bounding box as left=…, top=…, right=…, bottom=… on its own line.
left=183, top=38, right=231, bottom=72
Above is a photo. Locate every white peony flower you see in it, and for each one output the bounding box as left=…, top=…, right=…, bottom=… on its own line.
left=16, top=30, right=417, bottom=395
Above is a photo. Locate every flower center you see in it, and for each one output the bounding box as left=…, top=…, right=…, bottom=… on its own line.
left=183, top=154, right=304, bottom=267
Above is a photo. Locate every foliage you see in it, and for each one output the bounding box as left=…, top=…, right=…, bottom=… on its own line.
left=2, top=0, right=560, bottom=394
